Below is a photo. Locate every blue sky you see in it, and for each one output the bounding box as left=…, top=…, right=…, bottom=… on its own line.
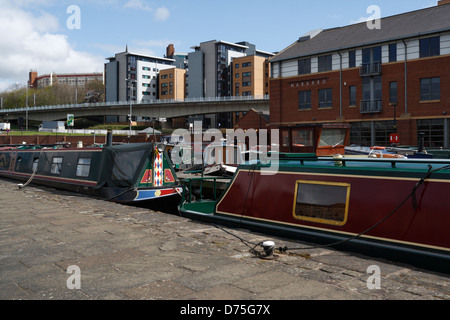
left=0, top=0, right=437, bottom=91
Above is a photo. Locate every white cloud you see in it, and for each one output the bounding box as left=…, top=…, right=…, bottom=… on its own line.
left=0, top=1, right=104, bottom=91
left=154, top=7, right=170, bottom=21
left=350, top=16, right=369, bottom=25
left=123, top=0, right=170, bottom=21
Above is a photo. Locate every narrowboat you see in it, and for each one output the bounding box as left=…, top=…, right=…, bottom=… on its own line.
left=0, top=141, right=182, bottom=210
left=178, top=153, right=450, bottom=273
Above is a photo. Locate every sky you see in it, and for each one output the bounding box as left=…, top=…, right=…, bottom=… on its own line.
left=0, top=0, right=438, bottom=92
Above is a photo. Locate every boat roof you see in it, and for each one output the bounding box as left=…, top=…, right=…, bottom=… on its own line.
left=239, top=152, right=450, bottom=178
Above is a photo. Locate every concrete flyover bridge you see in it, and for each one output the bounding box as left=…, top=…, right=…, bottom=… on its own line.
left=0, top=95, right=270, bottom=122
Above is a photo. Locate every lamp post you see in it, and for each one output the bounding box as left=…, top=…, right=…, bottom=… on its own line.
left=125, top=78, right=137, bottom=135
left=389, top=102, right=398, bottom=146
left=390, top=102, right=398, bottom=132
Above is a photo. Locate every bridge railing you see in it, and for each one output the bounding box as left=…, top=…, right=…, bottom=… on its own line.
left=0, top=95, right=270, bottom=113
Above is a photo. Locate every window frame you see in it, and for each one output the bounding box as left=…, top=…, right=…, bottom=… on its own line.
left=318, top=55, right=332, bottom=72
left=420, top=36, right=440, bottom=58
left=50, top=157, right=63, bottom=175
left=298, top=90, right=312, bottom=110
left=298, top=58, right=311, bottom=75
left=292, top=180, right=351, bottom=226
left=318, top=88, right=333, bottom=108
left=420, top=77, right=440, bottom=101
left=76, top=157, right=91, bottom=178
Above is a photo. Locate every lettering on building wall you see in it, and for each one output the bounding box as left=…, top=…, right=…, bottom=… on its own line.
left=289, top=78, right=328, bottom=88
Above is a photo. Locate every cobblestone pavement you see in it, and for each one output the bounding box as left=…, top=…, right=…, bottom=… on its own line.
left=0, top=178, right=448, bottom=304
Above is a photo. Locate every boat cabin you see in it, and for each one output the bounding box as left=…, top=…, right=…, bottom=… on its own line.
left=279, top=123, right=350, bottom=156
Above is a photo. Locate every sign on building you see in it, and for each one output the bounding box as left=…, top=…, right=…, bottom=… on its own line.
left=67, top=114, right=74, bottom=127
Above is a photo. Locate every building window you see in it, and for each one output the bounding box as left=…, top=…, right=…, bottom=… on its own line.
left=375, top=121, right=396, bottom=146
left=349, top=51, right=356, bottom=68
left=389, top=44, right=397, bottom=62
left=389, top=82, right=398, bottom=103
left=361, top=76, right=382, bottom=113
left=350, top=121, right=372, bottom=146
left=235, top=73, right=240, bottom=78
left=420, top=36, right=440, bottom=58
left=51, top=157, right=63, bottom=175
left=76, top=158, right=91, bottom=177
left=242, top=82, right=251, bottom=87
left=318, top=55, right=332, bottom=72
left=318, top=88, right=332, bottom=108
left=293, top=181, right=350, bottom=226
left=242, top=72, right=252, bottom=77
left=298, top=90, right=311, bottom=110
left=349, top=86, right=356, bottom=106
left=420, top=77, right=440, bottom=101
left=417, top=119, right=445, bottom=148
left=298, top=58, right=311, bottom=75
left=242, top=62, right=252, bottom=67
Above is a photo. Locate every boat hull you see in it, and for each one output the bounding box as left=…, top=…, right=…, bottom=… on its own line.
left=0, top=143, right=182, bottom=210
left=179, top=157, right=450, bottom=273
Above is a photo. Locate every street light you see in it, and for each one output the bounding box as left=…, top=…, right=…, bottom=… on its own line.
left=125, top=78, right=137, bottom=135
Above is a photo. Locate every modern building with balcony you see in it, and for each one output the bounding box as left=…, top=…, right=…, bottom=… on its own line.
left=188, top=40, right=274, bottom=128
left=104, top=47, right=175, bottom=104
left=269, top=1, right=450, bottom=147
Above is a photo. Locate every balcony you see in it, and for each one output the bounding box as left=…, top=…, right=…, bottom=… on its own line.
left=360, top=62, right=382, bottom=76
left=360, top=100, right=382, bottom=113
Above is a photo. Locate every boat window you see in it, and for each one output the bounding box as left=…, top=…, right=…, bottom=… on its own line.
left=50, top=157, right=63, bottom=175
left=32, top=158, right=39, bottom=172
left=319, top=128, right=347, bottom=147
left=293, top=181, right=350, bottom=226
left=281, top=131, right=290, bottom=147
left=76, top=158, right=91, bottom=177
left=292, top=130, right=314, bottom=147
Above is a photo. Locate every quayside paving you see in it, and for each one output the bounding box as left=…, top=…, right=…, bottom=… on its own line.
left=0, top=178, right=448, bottom=301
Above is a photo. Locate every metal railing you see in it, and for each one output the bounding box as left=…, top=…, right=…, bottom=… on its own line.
left=0, top=95, right=270, bottom=114
left=360, top=100, right=382, bottom=113
left=360, top=62, right=382, bottom=76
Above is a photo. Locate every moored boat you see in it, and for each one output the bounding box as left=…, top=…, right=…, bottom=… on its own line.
left=179, top=153, right=450, bottom=273
left=0, top=140, right=182, bottom=211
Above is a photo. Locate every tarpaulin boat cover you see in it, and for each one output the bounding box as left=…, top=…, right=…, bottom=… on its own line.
left=97, top=143, right=154, bottom=188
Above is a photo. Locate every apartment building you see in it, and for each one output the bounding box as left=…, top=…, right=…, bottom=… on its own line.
left=187, top=40, right=274, bottom=128
left=105, top=47, right=175, bottom=103
left=159, top=68, right=186, bottom=100
left=188, top=40, right=274, bottom=99
left=270, top=1, right=450, bottom=148
left=232, top=55, right=271, bottom=97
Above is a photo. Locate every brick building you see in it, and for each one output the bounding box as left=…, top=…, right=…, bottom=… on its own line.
left=269, top=1, right=450, bottom=148
left=29, top=70, right=103, bottom=89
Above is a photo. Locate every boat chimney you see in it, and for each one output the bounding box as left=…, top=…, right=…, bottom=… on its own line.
left=418, top=132, right=425, bottom=153
left=106, top=130, right=113, bottom=147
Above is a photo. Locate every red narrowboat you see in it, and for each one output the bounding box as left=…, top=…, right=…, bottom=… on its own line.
left=179, top=153, right=450, bottom=273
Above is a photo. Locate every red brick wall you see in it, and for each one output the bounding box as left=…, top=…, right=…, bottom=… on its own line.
left=236, top=109, right=269, bottom=130
left=269, top=55, right=450, bottom=145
